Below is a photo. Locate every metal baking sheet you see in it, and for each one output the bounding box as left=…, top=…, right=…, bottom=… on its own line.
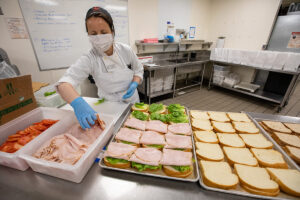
left=190, top=110, right=299, bottom=200
left=245, top=111, right=300, bottom=171
left=99, top=107, right=199, bottom=182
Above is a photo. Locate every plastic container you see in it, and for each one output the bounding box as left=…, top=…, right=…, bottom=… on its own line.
left=214, top=64, right=230, bottom=76
left=213, top=75, right=225, bottom=85
left=166, top=21, right=175, bottom=42
left=0, top=107, right=74, bottom=171
left=20, top=113, right=114, bottom=183
left=0, top=60, right=17, bottom=79
left=223, top=73, right=240, bottom=88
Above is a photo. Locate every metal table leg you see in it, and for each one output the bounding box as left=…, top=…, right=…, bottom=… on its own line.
left=200, top=63, right=206, bottom=90
left=208, top=62, right=213, bottom=90
left=148, top=71, right=152, bottom=104
left=144, top=70, right=149, bottom=103
left=173, top=67, right=178, bottom=98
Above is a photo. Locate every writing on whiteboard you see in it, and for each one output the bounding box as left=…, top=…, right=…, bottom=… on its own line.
left=33, top=10, right=75, bottom=25
left=41, top=38, right=72, bottom=52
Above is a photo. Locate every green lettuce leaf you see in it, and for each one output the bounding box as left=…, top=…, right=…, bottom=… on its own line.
left=44, top=91, right=56, bottom=97
left=171, top=165, right=191, bottom=172
left=131, top=162, right=162, bottom=171
left=150, top=113, right=168, bottom=123
left=94, top=98, right=105, bottom=105
left=135, top=102, right=147, bottom=109
left=167, top=111, right=189, bottom=123
left=121, top=140, right=135, bottom=145
left=106, top=157, right=129, bottom=164
left=131, top=110, right=148, bottom=121
left=149, top=103, right=164, bottom=113
left=167, top=104, right=185, bottom=113
left=145, top=144, right=164, bottom=149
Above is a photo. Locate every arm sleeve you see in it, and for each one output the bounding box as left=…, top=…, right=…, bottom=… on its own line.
left=57, top=55, right=92, bottom=88
left=128, top=47, right=144, bottom=82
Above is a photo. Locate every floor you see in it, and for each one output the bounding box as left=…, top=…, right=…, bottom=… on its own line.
left=158, top=81, right=300, bottom=117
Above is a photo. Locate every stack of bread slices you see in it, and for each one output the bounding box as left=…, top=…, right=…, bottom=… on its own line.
left=190, top=110, right=300, bottom=197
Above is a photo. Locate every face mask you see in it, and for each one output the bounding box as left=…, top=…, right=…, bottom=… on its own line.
left=89, top=34, right=113, bottom=55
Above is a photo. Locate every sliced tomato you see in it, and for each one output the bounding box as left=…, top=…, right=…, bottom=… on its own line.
left=17, top=136, right=32, bottom=146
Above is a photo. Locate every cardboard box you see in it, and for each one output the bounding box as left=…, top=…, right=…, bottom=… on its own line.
left=0, top=75, right=37, bottom=126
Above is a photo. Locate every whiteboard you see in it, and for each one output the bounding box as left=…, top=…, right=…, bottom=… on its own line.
left=19, top=0, right=129, bottom=71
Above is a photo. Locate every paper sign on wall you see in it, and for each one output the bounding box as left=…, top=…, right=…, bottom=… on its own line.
left=5, top=18, right=29, bottom=39
left=287, top=32, right=300, bottom=49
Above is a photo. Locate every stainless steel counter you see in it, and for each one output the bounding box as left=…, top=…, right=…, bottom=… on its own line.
left=144, top=59, right=210, bottom=71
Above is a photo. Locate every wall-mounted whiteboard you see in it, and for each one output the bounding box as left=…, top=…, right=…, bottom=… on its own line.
left=19, top=0, right=129, bottom=71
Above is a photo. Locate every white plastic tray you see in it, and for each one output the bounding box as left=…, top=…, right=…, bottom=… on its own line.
left=20, top=113, right=114, bottom=183
left=0, top=107, right=74, bottom=171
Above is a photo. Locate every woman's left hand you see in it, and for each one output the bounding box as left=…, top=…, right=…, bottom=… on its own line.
left=123, top=81, right=138, bottom=99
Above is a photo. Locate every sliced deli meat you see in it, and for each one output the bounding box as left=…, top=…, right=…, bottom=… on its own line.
left=129, top=147, right=162, bottom=166
left=165, top=133, right=192, bottom=149
left=140, top=131, right=166, bottom=145
left=146, top=120, right=168, bottom=133
left=160, top=149, right=192, bottom=166
left=115, top=128, right=142, bottom=144
left=104, top=142, right=137, bottom=160
left=124, top=118, right=146, bottom=131
left=168, top=123, right=192, bottom=135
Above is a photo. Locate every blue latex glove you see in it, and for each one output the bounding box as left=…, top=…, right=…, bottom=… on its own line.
left=123, top=81, right=138, bottom=99
left=70, top=97, right=97, bottom=129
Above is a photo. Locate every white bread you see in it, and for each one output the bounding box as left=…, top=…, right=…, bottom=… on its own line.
left=131, top=104, right=149, bottom=112
left=240, top=183, right=280, bottom=196
left=285, top=145, right=300, bottom=164
left=216, top=133, right=245, bottom=148
left=190, top=110, right=209, bottom=120
left=259, top=122, right=273, bottom=133
left=273, top=132, right=300, bottom=148
left=104, top=157, right=131, bottom=169
left=163, top=165, right=193, bottom=178
left=200, top=160, right=238, bottom=189
left=212, top=121, right=235, bottom=133
left=283, top=123, right=300, bottom=135
left=192, top=119, right=213, bottom=131
left=239, top=134, right=273, bottom=149
left=208, top=111, right=230, bottom=122
left=234, top=164, right=279, bottom=193
left=232, top=121, right=259, bottom=134
left=250, top=148, right=288, bottom=168
left=262, top=121, right=292, bottom=134
left=267, top=168, right=300, bottom=197
left=227, top=112, right=251, bottom=122
left=196, top=142, right=224, bottom=161
left=194, top=131, right=218, bottom=144
left=223, top=147, right=258, bottom=167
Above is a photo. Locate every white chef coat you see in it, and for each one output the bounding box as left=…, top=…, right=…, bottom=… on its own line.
left=58, top=42, right=144, bottom=103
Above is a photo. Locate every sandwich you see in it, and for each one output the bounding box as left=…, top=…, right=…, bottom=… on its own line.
left=190, top=110, right=209, bottom=120
left=160, top=149, right=193, bottom=178
left=140, top=131, right=166, bottom=149
left=239, top=133, right=273, bottom=149
left=250, top=148, right=288, bottom=168
left=168, top=123, right=192, bottom=136
left=129, top=147, right=162, bottom=171
left=223, top=146, right=258, bottom=167
left=115, top=127, right=141, bottom=146
left=200, top=160, right=239, bottom=190
left=124, top=117, right=146, bottom=131
left=149, top=103, right=167, bottom=114
left=131, top=102, right=149, bottom=112
left=232, top=121, right=259, bottom=134
left=130, top=110, right=149, bottom=121
left=261, top=121, right=292, bottom=134
left=149, top=112, right=169, bottom=123
left=216, top=133, right=245, bottom=148
left=167, top=111, right=189, bottom=124
left=103, top=142, right=137, bottom=168
left=167, top=104, right=185, bottom=113
left=208, top=111, right=230, bottom=122
left=226, top=112, right=251, bottom=122
left=194, top=131, right=218, bottom=144
left=234, top=164, right=279, bottom=196
left=196, top=142, right=224, bottom=161
left=164, top=133, right=192, bottom=151
left=146, top=120, right=168, bottom=134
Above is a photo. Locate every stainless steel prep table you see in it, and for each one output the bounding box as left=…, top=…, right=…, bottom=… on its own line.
left=1, top=105, right=251, bottom=200
left=142, top=59, right=210, bottom=104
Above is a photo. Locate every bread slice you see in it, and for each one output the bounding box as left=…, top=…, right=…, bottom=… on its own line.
left=208, top=111, right=230, bottom=122
left=200, top=160, right=238, bottom=189
left=131, top=103, right=149, bottom=112
left=262, top=121, right=292, bottom=134
left=190, top=110, right=209, bottom=120
left=239, top=134, right=273, bottom=149
left=104, top=157, right=131, bottom=168
left=232, top=121, right=259, bottom=134
left=196, top=142, right=224, bottom=161
left=259, top=121, right=273, bottom=133
left=194, top=131, right=218, bottom=144
left=267, top=168, right=300, bottom=197
left=227, top=112, right=251, bottom=122
left=212, top=121, right=235, bottom=133
left=192, top=119, right=213, bottom=131
left=223, top=147, right=258, bottom=166
left=273, top=132, right=300, bottom=148
left=250, top=148, right=288, bottom=168
left=240, top=183, right=280, bottom=196
left=163, top=165, right=193, bottom=178
left=234, top=164, right=279, bottom=193
left=285, top=145, right=300, bottom=164
left=217, top=133, right=245, bottom=148
left=284, top=123, right=300, bottom=135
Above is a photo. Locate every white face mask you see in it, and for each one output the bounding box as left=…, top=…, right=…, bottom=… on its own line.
left=89, top=34, right=113, bottom=55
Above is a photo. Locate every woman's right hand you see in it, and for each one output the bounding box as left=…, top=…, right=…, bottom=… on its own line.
left=70, top=97, right=97, bottom=129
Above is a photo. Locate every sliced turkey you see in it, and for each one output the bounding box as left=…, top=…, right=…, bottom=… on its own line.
left=140, top=131, right=166, bottom=145
left=160, top=149, right=192, bottom=166
left=115, top=128, right=142, bottom=144
left=168, top=123, right=192, bottom=135
left=129, top=147, right=162, bottom=166
left=146, top=120, right=168, bottom=133
left=165, top=133, right=192, bottom=149
left=104, top=142, right=137, bottom=160
left=124, top=118, right=146, bottom=131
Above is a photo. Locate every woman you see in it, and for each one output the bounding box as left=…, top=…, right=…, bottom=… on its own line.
left=57, top=7, right=143, bottom=129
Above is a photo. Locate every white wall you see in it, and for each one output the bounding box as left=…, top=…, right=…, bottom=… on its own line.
left=0, top=0, right=280, bottom=85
